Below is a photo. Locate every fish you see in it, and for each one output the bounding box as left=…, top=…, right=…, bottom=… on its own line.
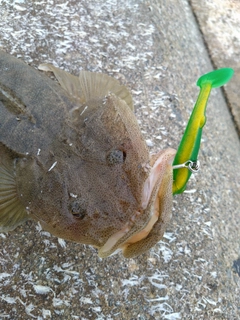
left=0, top=50, right=175, bottom=258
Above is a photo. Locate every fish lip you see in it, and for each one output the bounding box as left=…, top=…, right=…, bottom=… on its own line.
left=119, top=148, right=176, bottom=248
left=98, top=209, right=143, bottom=256
left=141, top=148, right=176, bottom=210
left=98, top=148, right=176, bottom=258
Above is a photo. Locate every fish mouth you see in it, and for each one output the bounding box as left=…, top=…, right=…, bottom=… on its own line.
left=98, top=148, right=176, bottom=257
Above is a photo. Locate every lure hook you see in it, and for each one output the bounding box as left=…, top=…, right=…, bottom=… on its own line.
left=173, top=160, right=200, bottom=173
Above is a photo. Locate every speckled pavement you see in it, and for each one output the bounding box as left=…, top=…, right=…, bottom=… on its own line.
left=0, top=0, right=240, bottom=319
left=189, top=0, right=240, bottom=135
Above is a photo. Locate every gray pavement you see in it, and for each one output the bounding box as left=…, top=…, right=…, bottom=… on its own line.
left=190, top=0, right=240, bottom=133
left=0, top=0, right=239, bottom=319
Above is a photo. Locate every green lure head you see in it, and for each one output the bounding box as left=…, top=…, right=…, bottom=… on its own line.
left=172, top=68, right=234, bottom=195
left=197, top=68, right=234, bottom=88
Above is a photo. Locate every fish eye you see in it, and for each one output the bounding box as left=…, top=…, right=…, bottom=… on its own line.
left=106, top=149, right=126, bottom=165
left=69, top=199, right=86, bottom=219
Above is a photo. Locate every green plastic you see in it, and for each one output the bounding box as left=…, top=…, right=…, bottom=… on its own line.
left=197, top=68, right=234, bottom=88
left=172, top=68, right=234, bottom=194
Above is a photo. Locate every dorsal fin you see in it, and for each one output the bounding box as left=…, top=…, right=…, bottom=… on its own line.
left=38, top=63, right=133, bottom=110
left=0, top=159, right=28, bottom=232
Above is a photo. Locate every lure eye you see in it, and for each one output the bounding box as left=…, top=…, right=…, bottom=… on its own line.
left=106, top=149, right=126, bottom=165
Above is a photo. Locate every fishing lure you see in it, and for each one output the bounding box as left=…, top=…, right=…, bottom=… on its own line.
left=172, top=68, right=234, bottom=194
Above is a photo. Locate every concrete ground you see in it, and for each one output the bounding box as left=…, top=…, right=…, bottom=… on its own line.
left=0, top=0, right=239, bottom=319
left=190, top=0, right=240, bottom=134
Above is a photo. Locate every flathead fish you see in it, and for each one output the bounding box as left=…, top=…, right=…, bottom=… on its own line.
left=0, top=51, right=175, bottom=258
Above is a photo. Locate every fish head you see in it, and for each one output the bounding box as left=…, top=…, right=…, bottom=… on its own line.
left=34, top=65, right=176, bottom=258
left=60, top=93, right=176, bottom=258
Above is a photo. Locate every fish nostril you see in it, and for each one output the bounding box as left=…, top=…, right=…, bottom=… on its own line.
left=106, top=149, right=126, bottom=165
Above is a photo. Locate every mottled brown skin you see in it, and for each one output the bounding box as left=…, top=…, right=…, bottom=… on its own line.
left=0, top=51, right=175, bottom=257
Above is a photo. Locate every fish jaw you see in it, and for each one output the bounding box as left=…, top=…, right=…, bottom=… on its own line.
left=98, top=148, right=176, bottom=258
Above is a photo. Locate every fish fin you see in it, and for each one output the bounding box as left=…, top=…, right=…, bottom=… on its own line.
left=38, top=63, right=83, bottom=103
left=0, top=162, right=28, bottom=232
left=38, top=63, right=133, bottom=110
left=78, top=71, right=133, bottom=110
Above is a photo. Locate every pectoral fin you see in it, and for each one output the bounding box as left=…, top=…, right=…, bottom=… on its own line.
left=39, top=64, right=133, bottom=110
left=0, top=160, right=28, bottom=232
